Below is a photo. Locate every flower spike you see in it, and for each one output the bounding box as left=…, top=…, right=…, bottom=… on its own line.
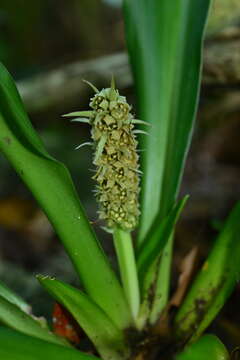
left=72, top=79, right=141, bottom=231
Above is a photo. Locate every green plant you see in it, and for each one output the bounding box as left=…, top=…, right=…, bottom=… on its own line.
left=0, top=0, right=239, bottom=359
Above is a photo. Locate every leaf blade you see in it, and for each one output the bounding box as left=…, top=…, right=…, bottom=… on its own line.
left=0, top=295, right=67, bottom=346
left=0, top=280, right=30, bottom=313
left=123, top=0, right=211, bottom=325
left=174, top=202, right=240, bottom=343
left=0, top=62, right=131, bottom=329
left=38, top=276, right=130, bottom=360
left=0, top=327, right=100, bottom=360
left=123, top=0, right=211, bottom=243
left=137, top=196, right=188, bottom=282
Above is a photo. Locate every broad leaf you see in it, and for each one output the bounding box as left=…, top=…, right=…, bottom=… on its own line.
left=123, top=0, right=211, bottom=324
left=0, top=327, right=100, bottom=360
left=38, top=276, right=130, bottom=360
left=123, top=0, right=211, bottom=242
left=0, top=62, right=131, bottom=329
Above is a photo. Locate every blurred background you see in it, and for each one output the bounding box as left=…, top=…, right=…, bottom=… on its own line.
left=0, top=0, right=240, bottom=349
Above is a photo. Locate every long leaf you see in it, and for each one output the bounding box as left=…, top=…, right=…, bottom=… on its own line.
left=175, top=335, right=229, bottom=360
left=0, top=62, right=131, bottom=329
left=0, top=327, right=100, bottom=360
left=136, top=197, right=187, bottom=329
left=137, top=196, right=188, bottom=283
left=38, top=276, right=130, bottom=360
left=123, top=0, right=211, bottom=243
left=174, top=202, right=240, bottom=343
left=0, top=295, right=67, bottom=346
left=123, top=0, right=211, bottom=325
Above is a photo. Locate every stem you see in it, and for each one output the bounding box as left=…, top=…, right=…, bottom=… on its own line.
left=113, top=227, right=140, bottom=323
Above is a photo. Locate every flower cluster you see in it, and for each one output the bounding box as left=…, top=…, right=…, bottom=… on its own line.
left=66, top=80, right=142, bottom=231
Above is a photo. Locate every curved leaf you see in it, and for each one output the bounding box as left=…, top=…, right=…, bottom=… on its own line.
left=38, top=276, right=130, bottom=360
left=0, top=62, right=131, bottom=329
left=0, top=280, right=30, bottom=313
left=174, top=202, right=240, bottom=343
left=0, top=327, right=100, bottom=360
left=0, top=295, right=67, bottom=346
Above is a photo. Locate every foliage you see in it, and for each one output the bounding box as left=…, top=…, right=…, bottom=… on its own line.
left=0, top=0, right=238, bottom=359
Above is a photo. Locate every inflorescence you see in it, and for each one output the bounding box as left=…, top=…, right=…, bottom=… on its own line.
left=64, top=79, right=148, bottom=231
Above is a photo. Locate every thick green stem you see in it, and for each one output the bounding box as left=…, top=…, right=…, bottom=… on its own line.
left=113, top=227, right=140, bottom=323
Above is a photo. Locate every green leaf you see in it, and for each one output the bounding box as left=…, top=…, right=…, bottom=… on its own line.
left=149, top=235, right=173, bottom=325
left=0, top=327, right=100, bottom=360
left=136, top=197, right=187, bottom=329
left=174, top=202, right=240, bottom=343
left=137, top=196, right=188, bottom=283
left=123, top=0, right=211, bottom=242
left=0, top=280, right=30, bottom=313
left=0, top=62, right=131, bottom=330
left=123, top=0, right=211, bottom=326
left=38, top=276, right=130, bottom=360
left=175, top=335, right=229, bottom=360
left=0, top=295, right=67, bottom=346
